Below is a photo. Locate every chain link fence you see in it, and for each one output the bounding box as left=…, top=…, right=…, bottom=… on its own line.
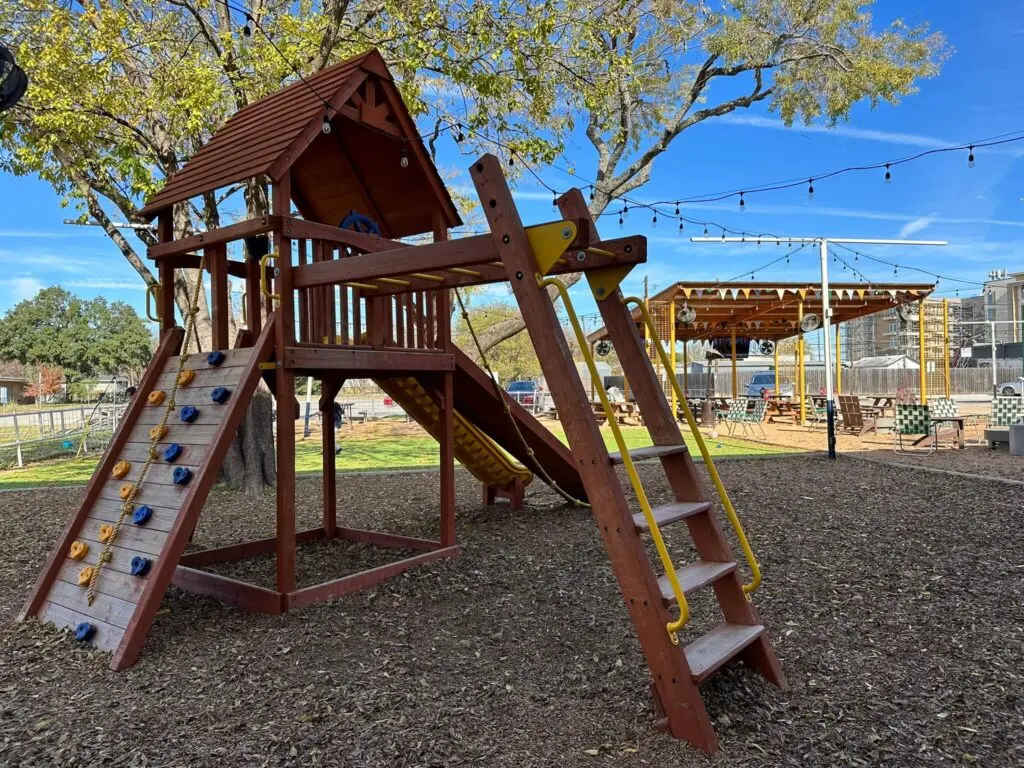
left=0, top=404, right=128, bottom=469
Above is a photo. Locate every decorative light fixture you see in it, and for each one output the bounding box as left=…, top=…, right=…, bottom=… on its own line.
left=455, top=123, right=465, bottom=143
left=807, top=178, right=815, bottom=200
left=242, top=14, right=253, bottom=36
left=321, top=112, right=331, bottom=135
left=674, top=202, right=680, bottom=215
left=399, top=147, right=410, bottom=168
left=968, top=145, right=975, bottom=168
left=651, top=211, right=657, bottom=227
left=589, top=186, right=595, bottom=202
left=678, top=218, right=684, bottom=234
left=739, top=191, right=745, bottom=211
left=884, top=163, right=891, bottom=183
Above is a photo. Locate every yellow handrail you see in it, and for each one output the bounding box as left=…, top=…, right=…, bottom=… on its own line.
left=145, top=284, right=161, bottom=322
left=625, top=297, right=762, bottom=596
left=260, top=252, right=280, bottom=302
left=539, top=276, right=689, bottom=643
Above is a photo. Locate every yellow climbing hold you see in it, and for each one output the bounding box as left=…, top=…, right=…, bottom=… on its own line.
left=149, top=424, right=167, bottom=441
left=118, top=483, right=134, bottom=501
left=147, top=390, right=166, bottom=406
left=111, top=460, right=131, bottom=479
left=77, top=566, right=95, bottom=586
left=69, top=541, right=89, bottom=560
left=178, top=369, right=196, bottom=387
left=98, top=523, right=116, bottom=543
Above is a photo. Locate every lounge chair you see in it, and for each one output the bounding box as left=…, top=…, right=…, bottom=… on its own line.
left=718, top=398, right=749, bottom=435
left=985, top=396, right=1024, bottom=449
left=738, top=398, right=769, bottom=439
left=838, top=394, right=878, bottom=436
left=892, top=404, right=936, bottom=455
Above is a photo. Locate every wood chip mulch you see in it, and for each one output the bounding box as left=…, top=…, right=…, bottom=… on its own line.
left=1, top=456, right=1021, bottom=766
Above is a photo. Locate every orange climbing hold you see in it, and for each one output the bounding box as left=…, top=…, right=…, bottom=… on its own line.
left=98, top=523, right=116, bottom=543
left=147, top=390, right=166, bottom=406
left=69, top=541, right=89, bottom=560
left=111, top=460, right=131, bottom=479
left=77, top=566, right=95, bottom=586
left=178, top=369, right=196, bottom=387
left=119, top=483, right=134, bottom=501
left=149, top=424, right=168, bottom=441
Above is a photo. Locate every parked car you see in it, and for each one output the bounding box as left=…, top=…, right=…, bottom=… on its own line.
left=506, top=380, right=541, bottom=406
left=745, top=371, right=794, bottom=398
left=997, top=376, right=1023, bottom=396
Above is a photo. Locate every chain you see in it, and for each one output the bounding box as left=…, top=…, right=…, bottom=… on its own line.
left=86, top=258, right=207, bottom=605
left=453, top=288, right=589, bottom=509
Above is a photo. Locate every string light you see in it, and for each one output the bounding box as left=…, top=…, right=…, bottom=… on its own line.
left=622, top=204, right=628, bottom=220
left=703, top=225, right=708, bottom=237
left=807, top=178, right=815, bottom=200
left=455, top=123, right=465, bottom=143
left=674, top=202, right=680, bottom=216
left=508, top=154, right=514, bottom=167
left=321, top=111, right=331, bottom=135
left=552, top=195, right=558, bottom=212
left=589, top=187, right=595, bottom=202
left=968, top=145, right=975, bottom=168
left=739, top=191, right=745, bottom=211
left=399, top=147, right=409, bottom=168
left=678, top=218, right=684, bottom=235
left=651, top=211, right=658, bottom=228
left=242, top=13, right=252, bottom=36
left=884, top=163, right=891, bottom=184
left=618, top=210, right=624, bottom=229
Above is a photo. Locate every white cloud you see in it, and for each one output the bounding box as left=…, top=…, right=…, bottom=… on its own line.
left=9, top=277, right=45, bottom=300
left=898, top=215, right=936, bottom=238
left=67, top=279, right=146, bottom=291
left=717, top=114, right=952, bottom=148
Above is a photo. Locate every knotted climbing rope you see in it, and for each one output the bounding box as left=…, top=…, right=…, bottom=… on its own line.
left=86, top=258, right=207, bottom=605
left=453, top=288, right=588, bottom=510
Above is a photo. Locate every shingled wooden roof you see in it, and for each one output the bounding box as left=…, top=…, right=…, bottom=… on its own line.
left=140, top=49, right=461, bottom=238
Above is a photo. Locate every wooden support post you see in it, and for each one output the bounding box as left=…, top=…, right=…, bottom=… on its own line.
left=919, top=298, right=928, bottom=404
left=730, top=327, right=738, bottom=400
left=156, top=211, right=176, bottom=333
left=297, top=240, right=309, bottom=343
left=434, top=212, right=456, bottom=547
left=273, top=174, right=297, bottom=596
left=321, top=378, right=343, bottom=538
left=245, top=254, right=262, bottom=338
left=943, top=298, right=951, bottom=399
left=472, top=158, right=717, bottom=751
left=669, top=298, right=677, bottom=416
left=773, top=343, right=780, bottom=399
left=208, top=243, right=229, bottom=351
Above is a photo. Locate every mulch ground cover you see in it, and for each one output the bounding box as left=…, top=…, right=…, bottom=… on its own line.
left=1, top=456, right=1021, bottom=766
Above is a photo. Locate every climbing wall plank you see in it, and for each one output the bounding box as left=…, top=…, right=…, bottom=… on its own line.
left=38, top=602, right=123, bottom=653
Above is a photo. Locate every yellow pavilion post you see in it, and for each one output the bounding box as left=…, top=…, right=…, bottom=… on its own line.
left=798, top=300, right=806, bottom=425
left=682, top=341, right=689, bottom=399
left=835, top=324, right=842, bottom=395
left=730, top=327, right=738, bottom=400
left=773, top=342, right=780, bottom=397
left=942, top=298, right=951, bottom=399
left=669, top=298, right=678, bottom=415
left=918, top=298, right=927, bottom=404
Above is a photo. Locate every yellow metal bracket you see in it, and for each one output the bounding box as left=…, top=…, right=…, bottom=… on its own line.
left=526, top=221, right=577, bottom=276
left=145, top=284, right=161, bottom=322
left=258, top=361, right=278, bottom=371
left=587, top=265, right=633, bottom=301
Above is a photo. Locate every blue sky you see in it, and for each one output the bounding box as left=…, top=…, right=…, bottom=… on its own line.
left=1, top=0, right=1021, bottom=332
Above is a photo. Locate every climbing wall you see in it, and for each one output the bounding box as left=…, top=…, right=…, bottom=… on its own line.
left=21, top=320, right=275, bottom=665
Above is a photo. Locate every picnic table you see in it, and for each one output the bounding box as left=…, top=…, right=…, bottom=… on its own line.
left=861, top=395, right=896, bottom=418
left=915, top=415, right=966, bottom=450
left=766, top=399, right=798, bottom=424
left=593, top=400, right=643, bottom=425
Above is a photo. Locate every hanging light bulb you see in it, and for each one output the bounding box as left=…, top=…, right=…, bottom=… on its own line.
left=968, top=144, right=975, bottom=168
left=399, top=147, right=410, bottom=168
left=322, top=112, right=332, bottom=135
left=703, top=225, right=708, bottom=237
left=618, top=210, right=624, bottom=229
left=786, top=254, right=790, bottom=264
left=651, top=211, right=658, bottom=228
left=739, top=191, right=745, bottom=211
left=854, top=253, right=859, bottom=263
left=622, top=204, right=629, bottom=220
left=955, top=289, right=960, bottom=297
left=552, top=195, right=558, bottom=212
left=508, top=154, right=514, bottom=167
left=455, top=123, right=465, bottom=143
left=884, top=163, right=891, bottom=184
left=589, top=186, right=596, bottom=202
left=807, top=178, right=815, bottom=200
left=893, top=266, right=898, bottom=277
left=674, top=202, right=680, bottom=216
left=678, top=218, right=684, bottom=235
left=720, top=228, right=726, bottom=240
left=242, top=14, right=253, bottom=37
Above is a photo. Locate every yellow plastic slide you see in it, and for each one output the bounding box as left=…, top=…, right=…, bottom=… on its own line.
left=375, top=376, right=532, bottom=491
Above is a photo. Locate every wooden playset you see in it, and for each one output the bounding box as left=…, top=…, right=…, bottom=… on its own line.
left=21, top=50, right=783, bottom=753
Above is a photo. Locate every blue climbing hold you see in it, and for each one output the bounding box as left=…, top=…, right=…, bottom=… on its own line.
left=62, top=439, right=74, bottom=450
left=130, top=556, right=152, bottom=577
left=74, top=622, right=95, bottom=642
left=207, top=350, right=226, bottom=367
left=211, top=386, right=231, bottom=404
left=180, top=405, right=199, bottom=423
left=132, top=505, right=153, bottom=526
left=172, top=466, right=193, bottom=486
left=163, top=443, right=183, bottom=463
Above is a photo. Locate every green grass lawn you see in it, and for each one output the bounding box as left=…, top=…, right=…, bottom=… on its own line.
left=0, top=425, right=789, bottom=490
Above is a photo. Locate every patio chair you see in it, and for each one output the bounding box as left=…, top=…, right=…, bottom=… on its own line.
left=930, top=397, right=983, bottom=445
left=984, top=396, right=1024, bottom=448
left=739, top=398, right=769, bottom=439
left=803, top=397, right=828, bottom=430
left=838, top=394, right=878, bottom=436
left=892, top=403, right=936, bottom=455
left=718, top=398, right=748, bottom=435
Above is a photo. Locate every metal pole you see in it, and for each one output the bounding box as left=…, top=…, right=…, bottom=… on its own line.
left=942, top=298, right=950, bottom=399
left=669, top=298, right=677, bottom=416
left=730, top=327, right=737, bottom=400
left=12, top=414, right=22, bottom=468
left=818, top=239, right=837, bottom=459
left=798, top=301, right=806, bottom=425
left=918, top=299, right=927, bottom=404
left=991, top=321, right=997, bottom=396
left=835, top=324, right=842, bottom=395
left=302, top=376, right=313, bottom=439
left=682, top=342, right=689, bottom=399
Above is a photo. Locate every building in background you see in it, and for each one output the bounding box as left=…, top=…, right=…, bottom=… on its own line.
left=0, top=362, right=29, bottom=406
left=842, top=297, right=954, bottom=368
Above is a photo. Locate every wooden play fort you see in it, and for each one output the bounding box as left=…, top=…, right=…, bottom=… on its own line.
left=21, top=50, right=784, bottom=753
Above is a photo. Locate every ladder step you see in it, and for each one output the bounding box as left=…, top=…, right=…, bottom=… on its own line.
left=685, top=622, right=765, bottom=684
left=608, top=444, right=687, bottom=465
left=633, top=501, right=711, bottom=532
left=658, top=560, right=736, bottom=603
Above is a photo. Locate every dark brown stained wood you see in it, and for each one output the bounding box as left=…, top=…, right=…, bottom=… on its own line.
left=149, top=216, right=277, bottom=260
left=469, top=154, right=716, bottom=751
left=339, top=285, right=350, bottom=344
left=335, top=527, right=441, bottom=551
left=632, top=501, right=712, bottom=531
left=208, top=244, right=230, bottom=351
left=19, top=328, right=184, bottom=623
left=157, top=254, right=251, bottom=279
left=657, top=561, right=737, bottom=603
left=685, top=623, right=765, bottom=684
left=283, top=346, right=454, bottom=372
left=245, top=254, right=263, bottom=337
left=608, top=444, right=689, bottom=464
left=178, top=526, right=326, bottom=568
left=320, top=379, right=342, bottom=538
left=404, top=294, right=415, bottom=348
left=140, top=56, right=369, bottom=216
left=286, top=547, right=459, bottom=609
left=171, top=567, right=284, bottom=615
left=110, top=316, right=277, bottom=670
left=297, top=240, right=310, bottom=343
left=426, top=291, right=436, bottom=348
